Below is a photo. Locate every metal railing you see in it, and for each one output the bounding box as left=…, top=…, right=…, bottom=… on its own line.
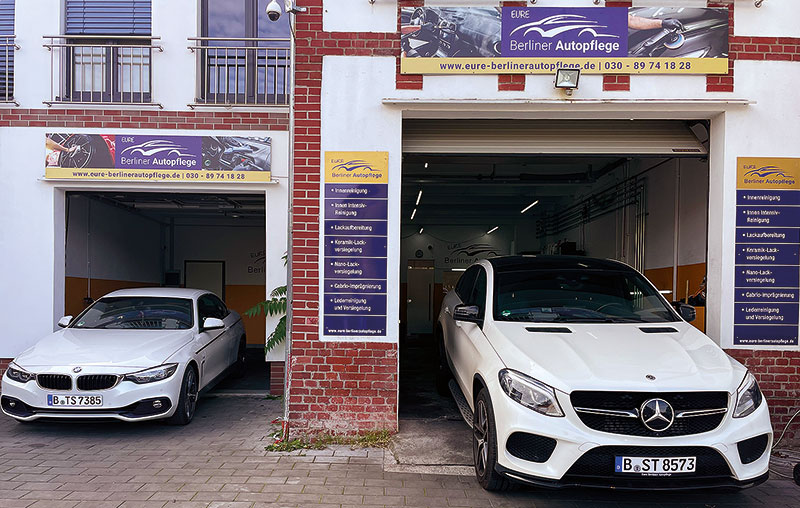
left=188, top=37, right=290, bottom=107
left=43, top=35, right=163, bottom=107
left=0, top=35, right=18, bottom=105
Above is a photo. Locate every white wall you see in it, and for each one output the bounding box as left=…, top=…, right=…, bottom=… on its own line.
left=65, top=196, right=162, bottom=283
left=173, top=225, right=266, bottom=286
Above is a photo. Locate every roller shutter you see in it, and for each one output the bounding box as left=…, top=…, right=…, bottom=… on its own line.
left=65, top=0, right=151, bottom=35
left=403, top=119, right=707, bottom=156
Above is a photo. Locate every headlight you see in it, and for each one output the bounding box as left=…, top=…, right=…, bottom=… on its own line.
left=5, top=363, right=36, bottom=383
left=733, top=371, right=763, bottom=418
left=498, top=369, right=564, bottom=417
left=123, top=364, right=178, bottom=384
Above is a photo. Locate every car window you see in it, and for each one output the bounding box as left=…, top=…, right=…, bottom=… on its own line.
left=493, top=269, right=679, bottom=323
left=208, top=294, right=229, bottom=318
left=71, top=297, right=193, bottom=330
left=455, top=266, right=479, bottom=301
left=467, top=268, right=487, bottom=318
left=198, top=294, right=223, bottom=321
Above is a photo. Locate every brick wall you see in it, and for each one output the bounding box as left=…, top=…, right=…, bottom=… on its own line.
left=269, top=361, right=285, bottom=395
left=287, top=0, right=398, bottom=436
left=0, top=109, right=289, bottom=130
left=0, top=358, right=9, bottom=379
left=726, top=350, right=800, bottom=443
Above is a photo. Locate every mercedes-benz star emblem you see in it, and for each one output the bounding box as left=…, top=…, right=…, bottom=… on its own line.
left=640, top=398, right=674, bottom=432
left=72, top=367, right=82, bottom=373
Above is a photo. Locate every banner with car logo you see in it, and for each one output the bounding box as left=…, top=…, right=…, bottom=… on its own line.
left=400, top=6, right=729, bottom=75
left=44, top=133, right=271, bottom=182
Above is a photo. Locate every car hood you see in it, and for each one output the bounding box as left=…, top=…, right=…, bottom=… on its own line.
left=489, top=321, right=744, bottom=394
left=14, top=328, right=195, bottom=369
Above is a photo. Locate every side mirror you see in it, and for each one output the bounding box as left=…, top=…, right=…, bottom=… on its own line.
left=57, top=315, right=73, bottom=328
left=202, top=317, right=225, bottom=331
left=672, top=302, right=696, bottom=323
left=453, top=304, right=482, bottom=324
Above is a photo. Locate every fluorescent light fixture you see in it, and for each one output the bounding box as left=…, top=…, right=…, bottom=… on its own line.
left=555, top=68, right=580, bottom=95
left=451, top=268, right=467, bottom=272
left=424, top=162, right=429, bottom=169
left=487, top=226, right=499, bottom=235
left=520, top=200, right=539, bottom=214
left=659, top=290, right=673, bottom=295
left=415, top=190, right=423, bottom=206
left=410, top=208, right=417, bottom=220
left=419, top=227, right=424, bottom=234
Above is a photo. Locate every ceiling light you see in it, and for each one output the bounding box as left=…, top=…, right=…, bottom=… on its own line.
left=520, top=200, right=539, bottom=214
left=555, top=68, right=580, bottom=96
left=487, top=226, right=499, bottom=235
left=424, top=162, right=428, bottom=169
left=410, top=208, right=417, bottom=220
left=415, top=190, right=422, bottom=206
left=452, top=268, right=466, bottom=272
left=419, top=227, right=424, bottom=234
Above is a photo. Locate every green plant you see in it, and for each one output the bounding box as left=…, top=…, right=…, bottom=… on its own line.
left=245, top=255, right=287, bottom=355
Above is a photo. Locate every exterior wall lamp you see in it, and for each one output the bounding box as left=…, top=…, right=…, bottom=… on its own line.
left=555, top=68, right=581, bottom=96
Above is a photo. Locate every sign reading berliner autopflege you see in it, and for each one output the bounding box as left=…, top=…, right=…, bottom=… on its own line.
left=320, top=152, right=389, bottom=341
left=400, top=6, right=729, bottom=75
left=734, top=158, right=800, bottom=347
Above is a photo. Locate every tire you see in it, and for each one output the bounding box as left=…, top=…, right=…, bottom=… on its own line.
left=60, top=135, right=113, bottom=168
left=167, top=365, right=198, bottom=425
left=231, top=338, right=247, bottom=378
left=473, top=388, right=511, bottom=491
left=435, top=330, right=452, bottom=396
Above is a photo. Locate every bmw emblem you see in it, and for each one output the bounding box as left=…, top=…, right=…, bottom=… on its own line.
left=72, top=366, right=82, bottom=373
left=640, top=398, right=674, bottom=432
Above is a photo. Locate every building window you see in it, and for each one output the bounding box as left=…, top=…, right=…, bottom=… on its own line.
left=46, top=0, right=157, bottom=105
left=195, top=0, right=290, bottom=106
left=0, top=0, right=14, bottom=103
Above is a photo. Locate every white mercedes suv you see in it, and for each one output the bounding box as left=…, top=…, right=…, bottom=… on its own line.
left=437, top=256, right=772, bottom=490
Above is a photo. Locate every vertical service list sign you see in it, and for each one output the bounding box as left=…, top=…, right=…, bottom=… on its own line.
left=321, top=152, right=389, bottom=340
left=734, top=158, right=800, bottom=346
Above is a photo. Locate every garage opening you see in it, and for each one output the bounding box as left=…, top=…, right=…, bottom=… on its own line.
left=63, top=191, right=269, bottom=392
left=395, top=118, right=710, bottom=468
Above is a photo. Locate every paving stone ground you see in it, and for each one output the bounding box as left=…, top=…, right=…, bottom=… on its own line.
left=1, top=394, right=799, bottom=508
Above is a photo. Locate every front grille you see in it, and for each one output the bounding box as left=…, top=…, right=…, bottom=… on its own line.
left=571, top=391, right=728, bottom=437
left=737, top=434, right=769, bottom=465
left=36, top=374, right=72, bottom=390
left=77, top=375, right=119, bottom=391
left=506, top=432, right=557, bottom=463
left=566, top=446, right=732, bottom=479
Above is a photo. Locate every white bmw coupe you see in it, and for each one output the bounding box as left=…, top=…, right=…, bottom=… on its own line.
left=438, top=256, right=772, bottom=491
left=1, top=288, right=246, bottom=425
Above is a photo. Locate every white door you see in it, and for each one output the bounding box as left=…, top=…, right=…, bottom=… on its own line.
left=196, top=293, right=230, bottom=384
left=185, top=261, right=225, bottom=298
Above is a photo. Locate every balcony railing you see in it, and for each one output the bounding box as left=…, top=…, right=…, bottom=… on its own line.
left=188, top=37, right=290, bottom=108
left=0, top=35, right=18, bottom=105
left=43, top=35, right=163, bottom=107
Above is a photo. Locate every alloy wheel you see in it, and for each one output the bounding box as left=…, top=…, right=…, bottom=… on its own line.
left=185, top=368, right=198, bottom=419
left=474, top=399, right=489, bottom=477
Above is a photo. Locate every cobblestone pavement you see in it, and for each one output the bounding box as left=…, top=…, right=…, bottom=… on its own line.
left=1, top=394, right=799, bottom=508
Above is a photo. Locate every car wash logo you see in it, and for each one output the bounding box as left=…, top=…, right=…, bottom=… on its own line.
left=116, top=135, right=201, bottom=170
left=444, top=242, right=500, bottom=266
left=502, top=7, right=627, bottom=57
left=742, top=165, right=796, bottom=187
left=329, top=159, right=383, bottom=181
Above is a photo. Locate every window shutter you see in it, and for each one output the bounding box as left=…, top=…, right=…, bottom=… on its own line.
left=65, top=0, right=152, bottom=35
left=0, top=0, right=14, bottom=100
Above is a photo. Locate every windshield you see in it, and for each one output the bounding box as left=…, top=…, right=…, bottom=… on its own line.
left=494, top=269, right=678, bottom=323
left=71, top=297, right=194, bottom=330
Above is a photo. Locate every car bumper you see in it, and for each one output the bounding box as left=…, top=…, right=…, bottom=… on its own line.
left=490, top=384, right=773, bottom=489
left=1, top=368, right=183, bottom=422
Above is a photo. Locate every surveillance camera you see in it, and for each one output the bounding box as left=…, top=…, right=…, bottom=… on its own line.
left=266, top=0, right=282, bottom=21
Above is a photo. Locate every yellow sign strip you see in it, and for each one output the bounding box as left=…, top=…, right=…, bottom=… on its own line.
left=45, top=167, right=271, bottom=182
left=401, top=57, right=728, bottom=75
left=737, top=158, right=800, bottom=191
left=325, top=151, right=389, bottom=184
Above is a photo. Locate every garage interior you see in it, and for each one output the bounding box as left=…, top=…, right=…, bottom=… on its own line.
left=63, top=191, right=270, bottom=391
left=394, top=119, right=711, bottom=470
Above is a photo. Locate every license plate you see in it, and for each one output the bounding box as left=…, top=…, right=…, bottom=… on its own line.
left=47, top=394, right=103, bottom=407
left=615, top=456, right=696, bottom=475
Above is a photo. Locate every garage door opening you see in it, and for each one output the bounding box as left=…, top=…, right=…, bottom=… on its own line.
left=395, top=119, right=710, bottom=469
left=63, top=191, right=269, bottom=392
